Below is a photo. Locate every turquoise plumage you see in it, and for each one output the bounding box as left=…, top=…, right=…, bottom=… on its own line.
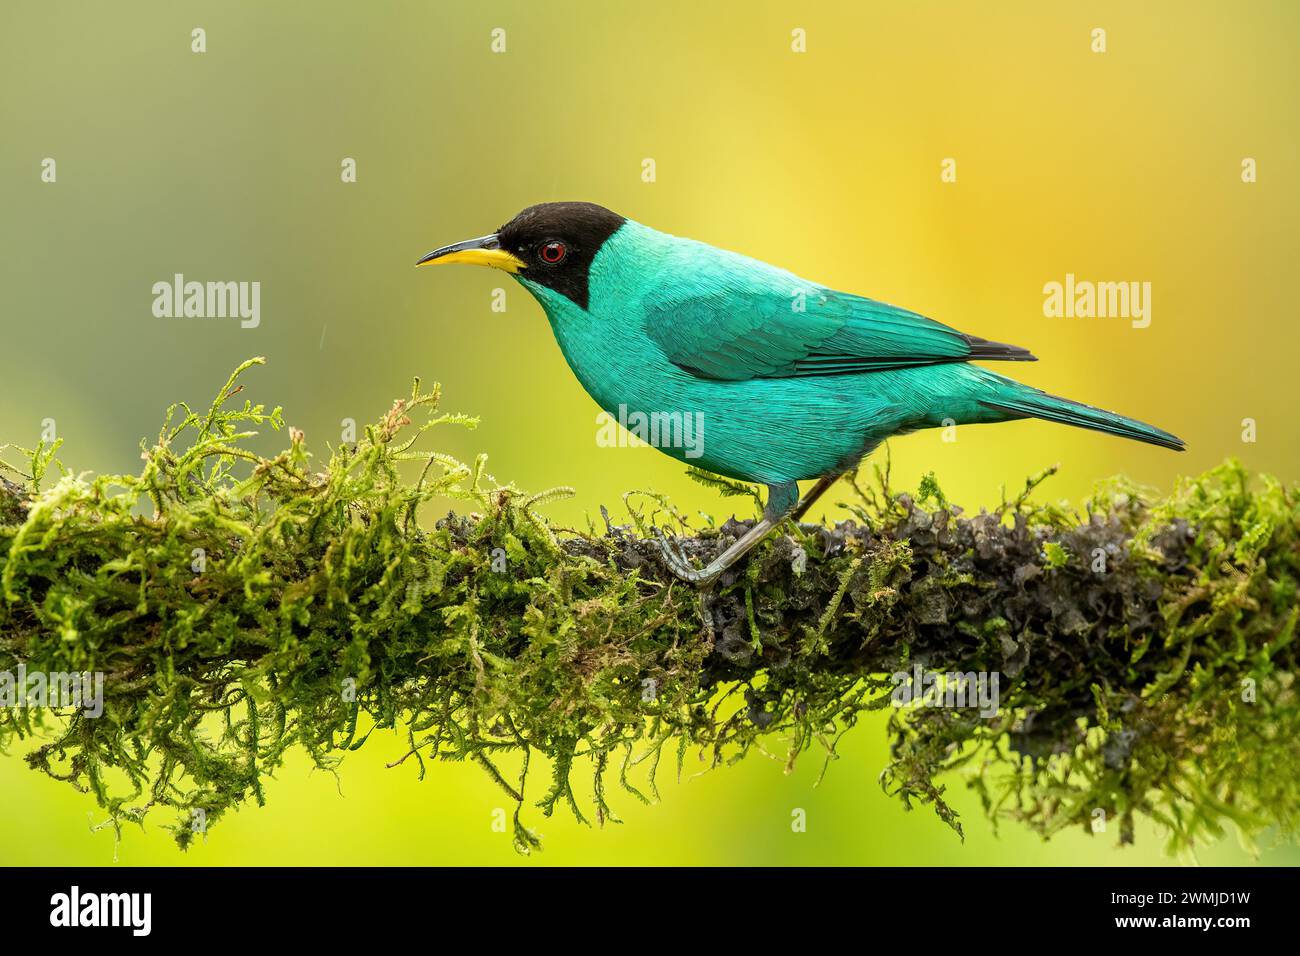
left=420, top=202, right=1183, bottom=584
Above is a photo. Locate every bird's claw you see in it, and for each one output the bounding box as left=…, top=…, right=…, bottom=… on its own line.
left=653, top=528, right=711, bottom=584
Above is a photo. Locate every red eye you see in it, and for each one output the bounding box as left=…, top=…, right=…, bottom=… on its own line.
left=539, top=241, right=566, bottom=264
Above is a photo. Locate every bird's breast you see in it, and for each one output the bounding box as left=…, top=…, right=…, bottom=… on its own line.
left=545, top=301, right=684, bottom=415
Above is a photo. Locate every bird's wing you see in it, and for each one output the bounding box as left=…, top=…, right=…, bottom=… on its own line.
left=641, top=275, right=1033, bottom=382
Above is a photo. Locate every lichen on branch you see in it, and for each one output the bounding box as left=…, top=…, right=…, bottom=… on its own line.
left=0, top=359, right=1296, bottom=855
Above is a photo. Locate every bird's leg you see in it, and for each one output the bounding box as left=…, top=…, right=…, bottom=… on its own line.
left=657, top=481, right=798, bottom=587
left=790, top=470, right=850, bottom=522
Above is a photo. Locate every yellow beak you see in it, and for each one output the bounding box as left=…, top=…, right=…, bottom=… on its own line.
left=416, top=234, right=525, bottom=273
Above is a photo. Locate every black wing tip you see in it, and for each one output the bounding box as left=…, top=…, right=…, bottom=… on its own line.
left=964, top=335, right=1038, bottom=362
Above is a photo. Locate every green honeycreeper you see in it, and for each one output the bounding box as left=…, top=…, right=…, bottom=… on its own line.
left=419, top=202, right=1183, bottom=586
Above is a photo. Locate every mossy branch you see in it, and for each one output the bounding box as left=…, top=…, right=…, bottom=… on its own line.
left=1, top=360, right=1296, bottom=856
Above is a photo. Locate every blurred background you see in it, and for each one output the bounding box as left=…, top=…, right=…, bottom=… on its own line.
left=1, top=0, right=1297, bottom=865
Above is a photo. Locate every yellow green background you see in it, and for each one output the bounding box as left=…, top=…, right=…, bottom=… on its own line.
left=2, top=0, right=1297, bottom=865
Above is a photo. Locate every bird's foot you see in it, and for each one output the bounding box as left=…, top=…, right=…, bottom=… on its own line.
left=653, top=529, right=721, bottom=587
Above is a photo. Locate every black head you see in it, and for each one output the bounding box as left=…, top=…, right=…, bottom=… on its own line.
left=418, top=202, right=626, bottom=310
left=497, top=202, right=626, bottom=308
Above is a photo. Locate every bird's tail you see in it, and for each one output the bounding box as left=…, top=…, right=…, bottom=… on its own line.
left=978, top=383, right=1185, bottom=452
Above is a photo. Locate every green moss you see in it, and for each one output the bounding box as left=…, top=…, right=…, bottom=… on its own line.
left=1, top=360, right=1297, bottom=856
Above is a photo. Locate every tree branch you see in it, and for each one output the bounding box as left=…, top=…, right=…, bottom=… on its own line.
left=1, top=361, right=1296, bottom=855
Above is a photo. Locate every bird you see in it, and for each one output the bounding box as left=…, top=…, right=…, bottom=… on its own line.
left=419, top=202, right=1183, bottom=586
